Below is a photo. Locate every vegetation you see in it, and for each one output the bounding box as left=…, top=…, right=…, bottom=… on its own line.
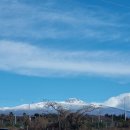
left=0, top=103, right=129, bottom=130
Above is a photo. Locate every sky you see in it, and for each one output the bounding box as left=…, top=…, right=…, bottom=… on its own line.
left=0, top=0, right=130, bottom=107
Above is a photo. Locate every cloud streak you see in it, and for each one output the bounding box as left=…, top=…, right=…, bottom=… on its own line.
left=104, top=93, right=130, bottom=110
left=0, top=41, right=130, bottom=77
left=0, top=0, right=129, bottom=42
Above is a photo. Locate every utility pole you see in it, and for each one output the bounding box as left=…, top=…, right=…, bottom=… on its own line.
left=14, top=114, right=17, bottom=125
left=29, top=103, right=31, bottom=122
left=111, top=113, right=114, bottom=127
left=124, top=97, right=127, bottom=121
left=98, top=107, right=101, bottom=129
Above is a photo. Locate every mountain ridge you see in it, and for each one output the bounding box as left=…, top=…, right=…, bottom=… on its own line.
left=0, top=93, right=130, bottom=116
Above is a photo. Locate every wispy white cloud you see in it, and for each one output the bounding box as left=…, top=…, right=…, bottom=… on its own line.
left=104, top=93, right=130, bottom=110
left=0, top=0, right=129, bottom=42
left=0, top=40, right=130, bottom=77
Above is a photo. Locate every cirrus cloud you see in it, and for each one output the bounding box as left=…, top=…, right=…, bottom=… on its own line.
left=0, top=40, right=130, bottom=77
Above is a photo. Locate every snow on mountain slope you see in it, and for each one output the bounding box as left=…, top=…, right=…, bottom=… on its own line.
left=0, top=98, right=88, bottom=115
left=0, top=93, right=130, bottom=116
left=65, top=98, right=86, bottom=104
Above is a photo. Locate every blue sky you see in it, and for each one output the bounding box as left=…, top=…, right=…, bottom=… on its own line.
left=0, top=0, right=130, bottom=106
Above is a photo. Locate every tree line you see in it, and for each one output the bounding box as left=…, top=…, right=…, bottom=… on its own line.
left=0, top=102, right=130, bottom=130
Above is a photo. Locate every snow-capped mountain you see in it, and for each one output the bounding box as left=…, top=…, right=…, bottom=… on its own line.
left=0, top=93, right=130, bottom=116
left=0, top=98, right=88, bottom=115
left=65, top=98, right=86, bottom=104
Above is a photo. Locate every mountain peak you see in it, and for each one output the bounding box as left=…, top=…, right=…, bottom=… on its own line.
left=65, top=98, right=86, bottom=104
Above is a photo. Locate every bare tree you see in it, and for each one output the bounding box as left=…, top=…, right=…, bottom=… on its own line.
left=46, top=102, right=71, bottom=130
left=8, top=112, right=14, bottom=127
left=46, top=102, right=96, bottom=130
left=65, top=104, right=96, bottom=130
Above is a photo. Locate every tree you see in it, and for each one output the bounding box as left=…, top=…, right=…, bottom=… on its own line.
left=66, top=104, right=96, bottom=130
left=23, top=112, right=30, bottom=129
left=46, top=102, right=71, bottom=130
left=46, top=102, right=96, bottom=130
left=8, top=112, right=14, bottom=126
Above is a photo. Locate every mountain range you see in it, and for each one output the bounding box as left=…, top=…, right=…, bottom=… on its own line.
left=0, top=93, right=130, bottom=117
